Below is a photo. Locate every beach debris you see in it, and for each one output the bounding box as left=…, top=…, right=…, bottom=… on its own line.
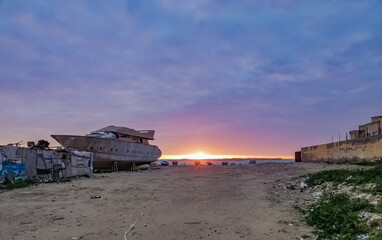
left=206, top=161, right=212, bottom=166
left=90, top=195, right=101, bottom=199
left=179, top=162, right=186, bottom=167
left=299, top=181, right=308, bottom=189
left=124, top=213, right=144, bottom=240
left=194, top=161, right=201, bottom=166
left=249, top=160, right=257, bottom=164
left=184, top=221, right=202, bottom=225
left=359, top=211, right=371, bottom=219
left=222, top=162, right=228, bottom=165
left=35, top=140, right=50, bottom=149
left=172, top=160, right=178, bottom=166
left=312, top=191, right=322, bottom=199
left=160, top=160, right=169, bottom=166
left=358, top=234, right=369, bottom=240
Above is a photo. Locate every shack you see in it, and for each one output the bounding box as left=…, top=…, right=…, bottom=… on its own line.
left=0, top=140, right=93, bottom=180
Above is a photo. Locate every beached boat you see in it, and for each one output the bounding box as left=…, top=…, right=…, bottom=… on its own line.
left=51, top=126, right=161, bottom=170
left=136, top=164, right=150, bottom=171
left=160, top=160, right=169, bottom=166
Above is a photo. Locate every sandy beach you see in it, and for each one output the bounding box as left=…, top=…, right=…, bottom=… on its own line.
left=0, top=163, right=342, bottom=240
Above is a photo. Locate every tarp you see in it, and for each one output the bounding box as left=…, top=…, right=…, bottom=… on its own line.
left=0, top=163, right=27, bottom=180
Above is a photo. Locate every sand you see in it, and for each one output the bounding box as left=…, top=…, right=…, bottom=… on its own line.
left=0, top=162, right=341, bottom=240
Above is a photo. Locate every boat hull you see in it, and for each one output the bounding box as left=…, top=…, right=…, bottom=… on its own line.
left=51, top=135, right=161, bottom=170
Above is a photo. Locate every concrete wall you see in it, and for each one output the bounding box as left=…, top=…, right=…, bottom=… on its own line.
left=301, top=135, right=382, bottom=163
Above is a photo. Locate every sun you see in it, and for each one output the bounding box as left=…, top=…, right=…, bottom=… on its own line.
left=188, top=152, right=209, bottom=159
left=161, top=152, right=235, bottom=160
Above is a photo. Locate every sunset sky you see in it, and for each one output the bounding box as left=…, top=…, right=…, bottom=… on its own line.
left=0, top=1, right=381, bottom=159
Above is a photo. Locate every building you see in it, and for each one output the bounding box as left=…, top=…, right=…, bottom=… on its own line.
left=298, top=116, right=382, bottom=163
left=350, top=116, right=382, bottom=140
left=0, top=144, right=93, bottom=180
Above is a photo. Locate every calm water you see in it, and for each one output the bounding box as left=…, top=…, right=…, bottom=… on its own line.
left=158, top=159, right=295, bottom=166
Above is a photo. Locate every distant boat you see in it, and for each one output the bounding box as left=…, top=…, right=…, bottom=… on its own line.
left=160, top=160, right=169, bottom=166
left=194, top=161, right=201, bottom=166
left=51, top=126, right=161, bottom=170
left=206, top=161, right=212, bottom=165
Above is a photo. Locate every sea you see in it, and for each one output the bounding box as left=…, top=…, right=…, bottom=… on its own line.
left=157, top=159, right=295, bottom=166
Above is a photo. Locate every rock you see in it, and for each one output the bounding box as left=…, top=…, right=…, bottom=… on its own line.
left=90, top=195, right=101, bottom=199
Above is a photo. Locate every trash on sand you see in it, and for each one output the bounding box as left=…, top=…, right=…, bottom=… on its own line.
left=124, top=213, right=144, bottom=240
left=299, top=181, right=308, bottom=189
left=312, top=191, right=322, bottom=199
left=172, top=161, right=178, bottom=166
left=179, top=162, right=186, bottom=167
left=222, top=162, right=228, bottom=165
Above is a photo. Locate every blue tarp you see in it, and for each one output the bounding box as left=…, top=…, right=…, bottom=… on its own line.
left=0, top=163, right=27, bottom=180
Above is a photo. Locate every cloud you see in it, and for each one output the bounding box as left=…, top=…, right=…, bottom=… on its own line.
left=0, top=0, right=381, bottom=155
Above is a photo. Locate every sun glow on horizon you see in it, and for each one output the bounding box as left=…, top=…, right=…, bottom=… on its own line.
left=161, top=152, right=294, bottom=160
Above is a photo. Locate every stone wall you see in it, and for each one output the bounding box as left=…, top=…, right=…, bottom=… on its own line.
left=301, top=135, right=382, bottom=163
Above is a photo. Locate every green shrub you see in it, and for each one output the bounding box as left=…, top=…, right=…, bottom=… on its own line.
left=0, top=178, right=40, bottom=190
left=306, top=193, right=369, bottom=240
left=306, top=166, right=382, bottom=194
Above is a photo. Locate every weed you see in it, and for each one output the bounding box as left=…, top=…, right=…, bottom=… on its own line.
left=369, top=230, right=382, bottom=240
left=306, top=166, right=382, bottom=194
left=306, top=193, right=370, bottom=240
left=0, top=178, right=39, bottom=190
left=375, top=199, right=382, bottom=213
left=368, top=219, right=380, bottom=228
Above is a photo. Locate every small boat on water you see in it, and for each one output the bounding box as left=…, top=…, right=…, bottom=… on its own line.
left=51, top=125, right=161, bottom=170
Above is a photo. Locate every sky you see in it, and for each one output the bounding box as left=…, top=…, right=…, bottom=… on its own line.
left=0, top=0, right=381, bottom=158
